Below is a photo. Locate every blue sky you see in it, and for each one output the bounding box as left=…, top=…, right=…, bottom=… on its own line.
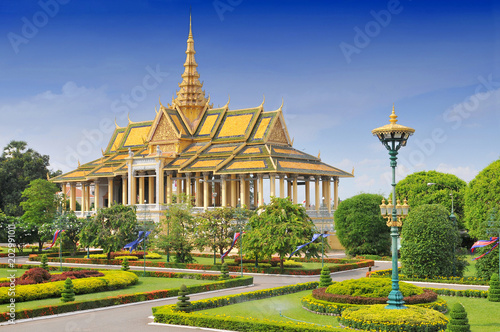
left=1, top=0, right=499, bottom=200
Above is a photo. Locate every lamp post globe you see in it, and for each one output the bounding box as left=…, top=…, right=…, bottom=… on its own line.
left=372, top=105, right=415, bottom=310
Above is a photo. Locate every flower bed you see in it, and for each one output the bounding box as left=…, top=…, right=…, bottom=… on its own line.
left=0, top=268, right=103, bottom=287
left=0, top=275, right=253, bottom=323
left=0, top=270, right=138, bottom=303
left=313, top=287, right=437, bottom=305
left=370, top=268, right=488, bottom=285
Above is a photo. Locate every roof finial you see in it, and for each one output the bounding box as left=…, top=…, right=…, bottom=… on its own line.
left=114, top=117, right=119, bottom=129
left=277, top=97, right=284, bottom=112
left=189, top=6, right=193, bottom=38
left=223, top=94, right=230, bottom=108
left=259, top=94, right=265, bottom=108
left=389, top=103, right=398, bottom=124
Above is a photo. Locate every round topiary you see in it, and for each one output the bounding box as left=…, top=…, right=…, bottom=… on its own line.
left=40, top=254, right=49, bottom=271
left=488, top=273, right=500, bottom=302
left=21, top=267, right=51, bottom=284
left=326, top=277, right=423, bottom=298
left=219, top=262, right=230, bottom=280
left=121, top=257, right=130, bottom=271
left=339, top=305, right=448, bottom=332
left=446, top=303, right=470, bottom=332
left=319, top=265, right=333, bottom=288
left=175, top=284, right=192, bottom=312
left=61, top=277, right=75, bottom=302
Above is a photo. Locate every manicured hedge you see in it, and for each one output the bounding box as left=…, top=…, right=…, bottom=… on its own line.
left=313, top=287, right=437, bottom=305
left=131, top=270, right=239, bottom=281
left=152, top=282, right=344, bottom=332
left=425, top=287, right=488, bottom=298
left=0, top=275, right=253, bottom=323
left=371, top=268, right=488, bottom=285
left=339, top=305, right=448, bottom=332
left=0, top=271, right=138, bottom=303
left=325, top=278, right=423, bottom=298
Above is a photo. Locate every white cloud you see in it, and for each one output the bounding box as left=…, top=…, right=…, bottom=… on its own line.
left=436, top=163, right=478, bottom=182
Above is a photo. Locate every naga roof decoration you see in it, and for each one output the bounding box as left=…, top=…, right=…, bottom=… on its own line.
left=51, top=15, right=352, bottom=184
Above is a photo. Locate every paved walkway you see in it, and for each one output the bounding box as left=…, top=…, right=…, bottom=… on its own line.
left=0, top=256, right=488, bottom=331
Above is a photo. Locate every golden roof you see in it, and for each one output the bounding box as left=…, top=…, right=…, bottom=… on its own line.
left=372, top=105, right=415, bottom=137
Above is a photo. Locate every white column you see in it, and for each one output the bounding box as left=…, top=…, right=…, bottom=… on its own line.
left=257, top=174, right=264, bottom=206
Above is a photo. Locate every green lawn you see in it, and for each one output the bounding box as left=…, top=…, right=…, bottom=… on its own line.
left=463, top=258, right=477, bottom=277
left=197, top=291, right=500, bottom=331
left=0, top=268, right=28, bottom=278
left=1, top=275, right=210, bottom=313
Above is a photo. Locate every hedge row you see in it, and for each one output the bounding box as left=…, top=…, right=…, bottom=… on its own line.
left=131, top=270, right=238, bottom=280
left=301, top=295, right=447, bottom=316
left=0, top=275, right=253, bottom=323
left=0, top=271, right=138, bottom=303
left=370, top=268, right=488, bottom=285
left=312, top=287, right=437, bottom=305
left=424, top=287, right=488, bottom=298
left=152, top=282, right=344, bottom=332
left=29, top=256, right=373, bottom=275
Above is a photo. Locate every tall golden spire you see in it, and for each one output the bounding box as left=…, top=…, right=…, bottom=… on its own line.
left=170, top=11, right=210, bottom=130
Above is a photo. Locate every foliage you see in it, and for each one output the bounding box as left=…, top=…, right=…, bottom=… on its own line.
left=21, top=267, right=51, bottom=283
left=333, top=193, right=390, bottom=256
left=153, top=196, right=197, bottom=263
left=40, top=212, right=84, bottom=256
left=325, top=277, right=423, bottom=298
left=40, top=254, right=49, bottom=271
left=446, top=303, right=470, bottom=332
left=401, top=204, right=465, bottom=278
left=88, top=254, right=108, bottom=259
left=319, top=265, right=333, bottom=287
left=194, top=207, right=251, bottom=256
left=175, top=284, right=192, bottom=312
left=115, top=256, right=138, bottom=261
left=474, top=208, right=500, bottom=279
left=488, top=273, right=500, bottom=302
left=79, top=204, right=138, bottom=260
left=283, top=259, right=302, bottom=267
left=0, top=141, right=58, bottom=217
left=464, top=159, right=500, bottom=238
left=0, top=212, right=37, bottom=253
left=370, top=268, right=489, bottom=286
left=339, top=305, right=448, bottom=332
left=61, top=278, right=75, bottom=302
left=20, top=179, right=60, bottom=250
left=145, top=253, right=162, bottom=259
left=245, top=197, right=321, bottom=271
left=425, top=287, right=488, bottom=298
left=219, top=262, right=230, bottom=280
left=0, top=270, right=138, bottom=303
left=396, top=170, right=467, bottom=229
left=121, top=257, right=130, bottom=271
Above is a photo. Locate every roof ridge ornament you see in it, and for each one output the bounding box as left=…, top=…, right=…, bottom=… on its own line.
left=259, top=94, right=265, bottom=109
left=277, top=97, right=284, bottom=112
left=114, top=117, right=119, bottom=129
left=127, top=112, right=133, bottom=125
left=223, top=95, right=230, bottom=109
left=390, top=103, right=397, bottom=124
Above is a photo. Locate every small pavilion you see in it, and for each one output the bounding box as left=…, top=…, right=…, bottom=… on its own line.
left=51, top=16, right=353, bottom=232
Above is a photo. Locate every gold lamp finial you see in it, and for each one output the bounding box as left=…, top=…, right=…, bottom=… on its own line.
left=389, top=103, right=398, bottom=124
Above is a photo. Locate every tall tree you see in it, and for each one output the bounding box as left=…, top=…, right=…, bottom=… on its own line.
left=0, top=212, right=37, bottom=253
left=465, top=159, right=500, bottom=238
left=396, top=171, right=467, bottom=229
left=40, top=212, right=85, bottom=256
left=245, top=197, right=320, bottom=271
left=334, top=193, right=390, bottom=256
left=20, top=179, right=59, bottom=251
left=0, top=141, right=57, bottom=216
left=79, top=204, right=138, bottom=260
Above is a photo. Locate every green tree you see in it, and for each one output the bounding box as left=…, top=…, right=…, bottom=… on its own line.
left=121, top=257, right=130, bottom=271
left=319, top=265, right=333, bottom=287
left=464, top=159, right=500, bottom=238
left=154, top=196, right=197, bottom=263
left=219, top=262, right=230, bottom=280
left=20, top=179, right=59, bottom=251
left=334, top=193, right=390, bottom=256
left=40, top=254, right=49, bottom=271
left=40, top=212, right=84, bottom=256
left=396, top=171, right=467, bottom=229
left=401, top=204, right=466, bottom=278
left=61, top=278, right=75, bottom=302
left=0, top=212, right=37, bottom=253
left=80, top=204, right=138, bottom=260
left=474, top=208, right=500, bottom=280
left=245, top=197, right=321, bottom=272
left=446, top=303, right=471, bottom=332
left=0, top=141, right=59, bottom=216
left=194, top=207, right=240, bottom=256
left=175, top=284, right=192, bottom=312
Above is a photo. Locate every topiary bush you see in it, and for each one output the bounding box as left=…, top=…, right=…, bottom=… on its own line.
left=175, top=284, right=192, bottom=312
left=401, top=204, right=463, bottom=278
left=219, top=262, right=229, bottom=280
left=61, top=278, right=75, bottom=302
left=319, top=265, right=332, bottom=288
left=121, top=257, right=130, bottom=271
left=325, top=277, right=423, bottom=298
left=488, top=273, right=500, bottom=302
left=446, top=302, right=470, bottom=332
left=145, top=253, right=162, bottom=259
left=283, top=260, right=302, bottom=268
left=334, top=193, right=390, bottom=256
left=40, top=254, right=49, bottom=271
left=114, top=256, right=139, bottom=261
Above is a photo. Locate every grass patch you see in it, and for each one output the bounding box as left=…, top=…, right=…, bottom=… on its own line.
left=443, top=295, right=500, bottom=332
left=0, top=268, right=28, bottom=278
left=463, top=258, right=477, bottom=277
left=197, top=290, right=340, bottom=327
left=1, top=276, right=210, bottom=313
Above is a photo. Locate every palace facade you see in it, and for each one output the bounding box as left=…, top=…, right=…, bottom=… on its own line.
left=51, top=16, right=353, bottom=233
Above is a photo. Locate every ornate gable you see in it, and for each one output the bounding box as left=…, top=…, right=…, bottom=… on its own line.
left=150, top=111, right=179, bottom=143
left=267, top=116, right=289, bottom=145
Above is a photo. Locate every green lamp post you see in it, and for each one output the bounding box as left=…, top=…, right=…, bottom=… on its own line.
left=372, top=105, right=415, bottom=310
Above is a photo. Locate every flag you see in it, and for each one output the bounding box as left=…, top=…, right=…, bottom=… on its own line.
left=471, top=237, right=499, bottom=260
left=288, top=233, right=330, bottom=259
left=123, top=231, right=151, bottom=253
left=221, top=232, right=242, bottom=263
left=44, top=230, right=64, bottom=250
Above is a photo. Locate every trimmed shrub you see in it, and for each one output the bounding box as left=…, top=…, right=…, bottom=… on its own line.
left=175, top=284, right=192, bottom=312
left=61, top=278, right=75, bottom=302
left=314, top=287, right=436, bottom=305
left=121, top=257, right=130, bottom=271
left=325, top=277, right=423, bottom=298
left=334, top=193, right=390, bottom=256
left=219, top=263, right=229, bottom=280
left=488, top=273, right=500, bottom=302
left=114, top=256, right=138, bottom=261
left=145, top=253, right=162, bottom=259
left=339, top=305, right=448, bottom=332
left=283, top=260, right=302, bottom=268
left=21, top=268, right=51, bottom=284
left=401, top=204, right=463, bottom=278
left=40, top=254, right=49, bottom=271
left=319, top=266, right=332, bottom=288
left=88, top=254, right=108, bottom=259
left=446, top=303, right=470, bottom=332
